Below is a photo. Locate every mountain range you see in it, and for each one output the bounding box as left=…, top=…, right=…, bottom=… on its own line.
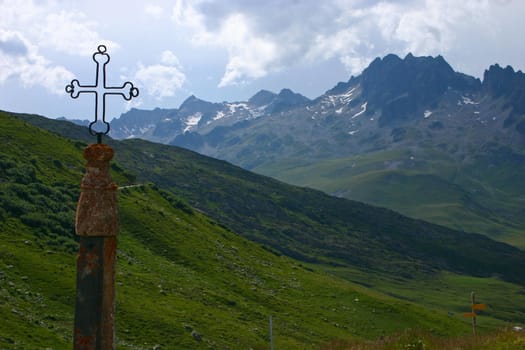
left=105, top=53, right=525, bottom=247
left=110, top=53, right=525, bottom=159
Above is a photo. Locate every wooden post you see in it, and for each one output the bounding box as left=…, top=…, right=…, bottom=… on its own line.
left=74, top=143, right=119, bottom=349
left=471, top=291, right=477, bottom=335
left=269, top=315, right=274, bottom=350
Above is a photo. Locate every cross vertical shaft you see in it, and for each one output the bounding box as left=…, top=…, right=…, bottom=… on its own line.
left=93, top=48, right=107, bottom=132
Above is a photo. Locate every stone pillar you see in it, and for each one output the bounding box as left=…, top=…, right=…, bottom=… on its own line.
left=74, top=143, right=119, bottom=350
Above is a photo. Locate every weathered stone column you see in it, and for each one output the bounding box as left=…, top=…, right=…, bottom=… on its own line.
left=74, top=143, right=119, bottom=350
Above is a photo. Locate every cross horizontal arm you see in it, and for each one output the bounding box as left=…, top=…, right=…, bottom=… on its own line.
left=65, top=79, right=97, bottom=99
left=104, top=81, right=139, bottom=100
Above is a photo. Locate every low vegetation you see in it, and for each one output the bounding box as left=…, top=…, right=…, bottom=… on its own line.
left=321, top=328, right=525, bottom=350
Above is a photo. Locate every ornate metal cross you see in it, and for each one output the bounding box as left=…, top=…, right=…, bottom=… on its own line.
left=67, top=45, right=138, bottom=348
left=66, top=45, right=139, bottom=142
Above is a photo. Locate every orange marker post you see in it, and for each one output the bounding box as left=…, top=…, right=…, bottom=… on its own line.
left=463, top=292, right=486, bottom=335
left=473, top=303, right=486, bottom=311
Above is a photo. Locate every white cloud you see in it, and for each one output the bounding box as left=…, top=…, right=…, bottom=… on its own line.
left=18, top=54, right=74, bottom=94
left=172, top=0, right=207, bottom=36
left=382, top=0, right=485, bottom=55
left=145, top=4, right=164, bottom=18
left=217, top=13, right=278, bottom=87
left=160, top=50, right=181, bottom=66
left=133, top=52, right=186, bottom=100
left=0, top=29, right=73, bottom=94
left=169, top=0, right=523, bottom=81
left=171, top=2, right=281, bottom=87
left=39, top=10, right=118, bottom=56
left=0, top=0, right=116, bottom=56
left=0, top=0, right=116, bottom=95
left=340, top=56, right=372, bottom=77
left=169, top=0, right=378, bottom=83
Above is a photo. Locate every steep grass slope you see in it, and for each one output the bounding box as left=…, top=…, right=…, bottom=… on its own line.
left=0, top=111, right=475, bottom=348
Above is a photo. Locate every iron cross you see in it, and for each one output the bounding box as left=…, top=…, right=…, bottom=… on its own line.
left=66, top=45, right=139, bottom=142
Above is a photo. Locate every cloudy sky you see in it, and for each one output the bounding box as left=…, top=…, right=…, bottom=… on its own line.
left=0, top=0, right=523, bottom=121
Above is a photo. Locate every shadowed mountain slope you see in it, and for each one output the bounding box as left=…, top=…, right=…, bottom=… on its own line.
left=15, top=111, right=525, bottom=285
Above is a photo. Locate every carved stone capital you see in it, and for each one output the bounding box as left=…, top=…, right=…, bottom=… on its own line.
left=76, top=144, right=119, bottom=237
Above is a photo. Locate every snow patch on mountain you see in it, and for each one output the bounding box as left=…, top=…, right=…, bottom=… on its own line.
left=184, top=112, right=202, bottom=133
left=323, top=87, right=356, bottom=108
left=251, top=105, right=268, bottom=118
left=214, top=111, right=226, bottom=121
left=339, top=87, right=356, bottom=104
left=462, top=96, right=479, bottom=105
left=228, top=103, right=249, bottom=114
left=351, top=102, right=367, bottom=119
left=120, top=124, right=156, bottom=139
left=141, top=125, right=155, bottom=133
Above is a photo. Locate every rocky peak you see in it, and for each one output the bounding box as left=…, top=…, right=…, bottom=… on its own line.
left=179, top=95, right=222, bottom=115
left=248, top=90, right=277, bottom=107
left=362, top=53, right=458, bottom=97
left=483, top=64, right=525, bottom=97
left=360, top=53, right=480, bottom=125
left=483, top=64, right=525, bottom=117
left=276, top=88, right=310, bottom=104
left=265, top=88, right=310, bottom=114
left=180, top=95, right=204, bottom=109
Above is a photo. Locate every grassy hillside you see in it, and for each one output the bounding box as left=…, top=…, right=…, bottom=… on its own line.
left=19, top=112, right=525, bottom=284
left=254, top=146, right=525, bottom=249
left=0, top=112, right=474, bottom=348
left=3, top=110, right=525, bottom=348
left=0, top=185, right=477, bottom=349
